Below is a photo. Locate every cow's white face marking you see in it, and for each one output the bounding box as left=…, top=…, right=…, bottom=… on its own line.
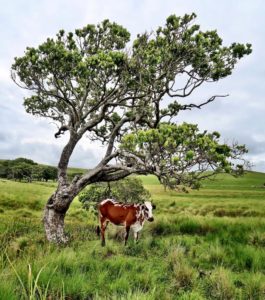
left=144, top=201, right=154, bottom=221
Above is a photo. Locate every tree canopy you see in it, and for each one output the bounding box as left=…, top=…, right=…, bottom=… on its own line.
left=12, top=14, right=252, bottom=191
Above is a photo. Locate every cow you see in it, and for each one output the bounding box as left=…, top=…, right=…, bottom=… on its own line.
left=97, top=199, right=156, bottom=246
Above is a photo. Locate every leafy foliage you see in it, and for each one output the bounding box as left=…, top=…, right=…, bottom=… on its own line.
left=120, top=123, right=247, bottom=189
left=79, top=177, right=151, bottom=212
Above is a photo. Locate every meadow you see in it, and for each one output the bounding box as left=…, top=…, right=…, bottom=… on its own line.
left=0, top=171, right=265, bottom=299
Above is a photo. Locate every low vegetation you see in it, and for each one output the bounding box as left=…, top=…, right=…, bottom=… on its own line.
left=0, top=171, right=265, bottom=299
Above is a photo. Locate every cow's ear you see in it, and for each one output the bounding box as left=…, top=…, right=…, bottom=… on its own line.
left=152, top=204, right=156, bottom=210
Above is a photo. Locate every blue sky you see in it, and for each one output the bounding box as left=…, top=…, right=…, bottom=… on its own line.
left=0, top=0, right=264, bottom=171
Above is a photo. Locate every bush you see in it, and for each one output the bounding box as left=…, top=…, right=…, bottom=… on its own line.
left=79, top=177, right=151, bottom=212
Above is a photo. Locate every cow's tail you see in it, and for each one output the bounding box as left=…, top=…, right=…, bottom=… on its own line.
left=96, top=225, right=100, bottom=236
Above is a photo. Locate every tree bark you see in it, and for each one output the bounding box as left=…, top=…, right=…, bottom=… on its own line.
left=43, top=132, right=80, bottom=243
left=43, top=185, right=74, bottom=243
left=57, top=133, right=80, bottom=186
left=43, top=206, right=68, bottom=243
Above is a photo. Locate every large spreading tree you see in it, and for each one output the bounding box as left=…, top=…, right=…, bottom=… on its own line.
left=12, top=13, right=251, bottom=243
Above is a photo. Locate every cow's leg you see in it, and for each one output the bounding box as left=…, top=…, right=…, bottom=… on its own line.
left=124, top=226, right=130, bottom=246
left=133, top=231, right=139, bottom=243
left=105, top=220, right=109, bottom=230
left=100, top=217, right=108, bottom=247
left=102, top=220, right=110, bottom=246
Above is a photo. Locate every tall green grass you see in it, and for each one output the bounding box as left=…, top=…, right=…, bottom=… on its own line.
left=0, top=172, right=265, bottom=299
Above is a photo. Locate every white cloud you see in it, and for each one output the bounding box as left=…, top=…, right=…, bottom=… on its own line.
left=0, top=0, right=264, bottom=171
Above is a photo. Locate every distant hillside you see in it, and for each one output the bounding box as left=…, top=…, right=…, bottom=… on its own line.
left=1, top=158, right=264, bottom=188
left=67, top=167, right=87, bottom=176
left=139, top=170, right=265, bottom=190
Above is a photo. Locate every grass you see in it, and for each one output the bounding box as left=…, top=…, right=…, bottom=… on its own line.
left=0, top=171, right=265, bottom=299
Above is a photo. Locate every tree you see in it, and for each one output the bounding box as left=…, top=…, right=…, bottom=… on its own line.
left=12, top=157, right=37, bottom=166
left=0, top=158, right=36, bottom=180
left=79, top=177, right=151, bottom=212
left=11, top=162, right=33, bottom=182
left=11, top=14, right=251, bottom=243
left=32, top=164, right=45, bottom=181
left=0, top=160, right=10, bottom=178
left=42, top=166, right=58, bottom=182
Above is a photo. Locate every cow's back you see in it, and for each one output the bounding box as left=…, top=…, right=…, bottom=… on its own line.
left=99, top=199, right=137, bottom=226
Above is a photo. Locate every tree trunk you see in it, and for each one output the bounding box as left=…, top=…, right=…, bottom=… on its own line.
left=43, top=206, right=68, bottom=243
left=43, top=185, right=75, bottom=243
left=43, top=133, right=80, bottom=243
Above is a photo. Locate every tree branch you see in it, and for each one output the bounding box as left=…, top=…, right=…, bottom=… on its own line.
left=180, top=94, right=229, bottom=110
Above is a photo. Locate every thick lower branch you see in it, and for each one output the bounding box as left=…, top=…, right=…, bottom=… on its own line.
left=74, top=163, right=148, bottom=194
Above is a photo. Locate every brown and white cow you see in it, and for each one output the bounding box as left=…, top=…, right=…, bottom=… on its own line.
left=97, top=199, right=156, bottom=246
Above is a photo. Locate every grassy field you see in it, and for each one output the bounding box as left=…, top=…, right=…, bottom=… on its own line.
left=0, top=172, right=265, bottom=299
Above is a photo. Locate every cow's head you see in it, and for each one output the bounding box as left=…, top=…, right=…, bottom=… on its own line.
left=144, top=201, right=155, bottom=222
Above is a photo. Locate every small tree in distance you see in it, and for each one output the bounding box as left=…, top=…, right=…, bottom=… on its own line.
left=11, top=13, right=252, bottom=243
left=42, top=166, right=58, bottom=182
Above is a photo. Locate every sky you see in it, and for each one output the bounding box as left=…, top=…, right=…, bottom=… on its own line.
left=0, top=0, right=264, bottom=171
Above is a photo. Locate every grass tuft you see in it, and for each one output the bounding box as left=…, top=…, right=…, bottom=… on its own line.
left=205, top=267, right=235, bottom=300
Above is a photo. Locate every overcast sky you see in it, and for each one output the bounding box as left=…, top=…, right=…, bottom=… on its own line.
left=0, top=0, right=264, bottom=171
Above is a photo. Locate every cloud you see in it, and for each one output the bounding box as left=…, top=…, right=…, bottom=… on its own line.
left=0, top=0, right=264, bottom=171
left=0, top=131, right=101, bottom=168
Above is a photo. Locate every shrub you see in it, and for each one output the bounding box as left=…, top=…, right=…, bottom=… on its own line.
left=79, top=177, right=151, bottom=212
